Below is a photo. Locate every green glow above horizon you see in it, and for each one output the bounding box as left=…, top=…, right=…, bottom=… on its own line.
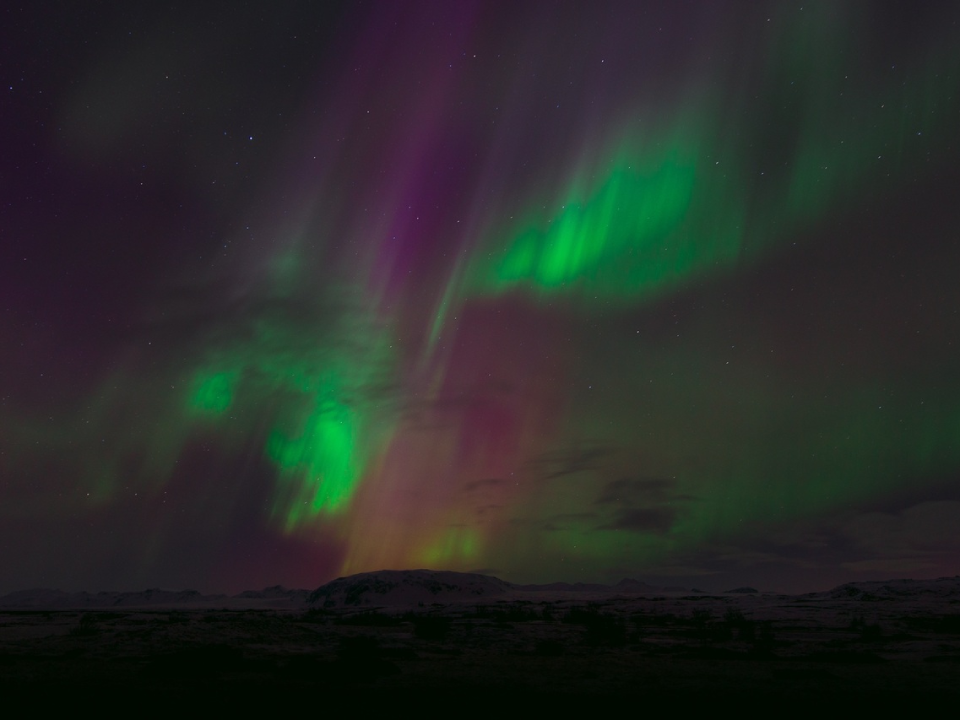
left=421, top=526, right=481, bottom=566
left=9, top=2, right=960, bottom=590
left=172, top=303, right=397, bottom=532
left=446, top=8, right=959, bottom=325
left=188, top=370, right=237, bottom=414
left=493, top=147, right=697, bottom=290
left=266, top=377, right=362, bottom=528
left=462, top=122, right=749, bottom=306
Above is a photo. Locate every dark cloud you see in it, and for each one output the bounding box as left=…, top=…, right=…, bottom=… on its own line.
left=842, top=471, right=960, bottom=515
left=595, top=476, right=691, bottom=505
left=599, top=507, right=676, bottom=534
left=463, top=478, right=505, bottom=493
left=540, top=512, right=597, bottom=532
left=636, top=497, right=960, bottom=592
left=532, top=446, right=614, bottom=480
left=591, top=476, right=692, bottom=535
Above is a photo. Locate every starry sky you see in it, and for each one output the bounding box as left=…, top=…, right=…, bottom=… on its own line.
left=3, top=0, right=960, bottom=594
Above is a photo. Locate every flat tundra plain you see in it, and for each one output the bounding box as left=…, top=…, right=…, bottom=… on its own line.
left=2, top=575, right=959, bottom=706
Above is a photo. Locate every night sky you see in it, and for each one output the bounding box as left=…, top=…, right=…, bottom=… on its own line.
left=3, top=1, right=960, bottom=595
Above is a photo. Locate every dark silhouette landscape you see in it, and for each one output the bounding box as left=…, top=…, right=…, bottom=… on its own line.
left=3, top=570, right=959, bottom=707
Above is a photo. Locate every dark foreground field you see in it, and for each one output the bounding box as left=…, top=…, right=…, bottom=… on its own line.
left=2, top=577, right=960, bottom=709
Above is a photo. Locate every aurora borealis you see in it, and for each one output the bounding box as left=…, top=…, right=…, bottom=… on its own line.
left=3, top=1, right=960, bottom=594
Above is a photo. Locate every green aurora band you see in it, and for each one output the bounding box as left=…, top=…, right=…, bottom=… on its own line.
left=3, top=2, right=959, bottom=588
left=109, top=7, right=960, bottom=550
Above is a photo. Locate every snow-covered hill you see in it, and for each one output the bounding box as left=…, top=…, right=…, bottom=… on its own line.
left=307, top=569, right=516, bottom=607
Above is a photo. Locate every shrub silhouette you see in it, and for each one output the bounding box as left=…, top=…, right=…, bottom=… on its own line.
left=301, top=608, right=332, bottom=624
left=474, top=603, right=541, bottom=622
left=752, top=621, right=776, bottom=655
left=849, top=615, right=883, bottom=641
left=691, top=609, right=712, bottom=625
left=534, top=639, right=565, bottom=657
left=561, top=605, right=601, bottom=625
left=409, top=615, right=450, bottom=641
left=149, top=644, right=245, bottom=680
left=69, top=613, right=99, bottom=637
left=723, top=608, right=756, bottom=641
left=724, top=608, right=744, bottom=623
left=902, top=615, right=960, bottom=634
left=335, top=635, right=401, bottom=680
left=688, top=609, right=729, bottom=642
left=562, top=606, right=626, bottom=646
left=337, top=611, right=401, bottom=627
left=860, top=622, right=883, bottom=642
left=337, top=635, right=381, bottom=661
